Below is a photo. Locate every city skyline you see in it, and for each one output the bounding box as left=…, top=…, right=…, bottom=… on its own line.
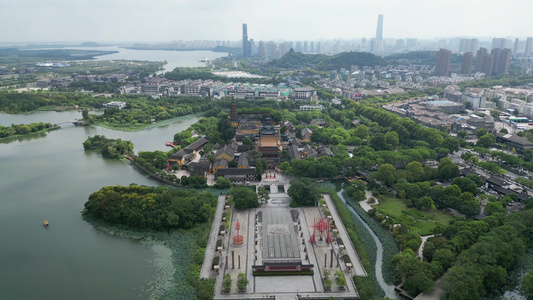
left=0, top=0, right=532, bottom=43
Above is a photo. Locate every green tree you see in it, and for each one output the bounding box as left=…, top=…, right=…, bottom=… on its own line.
left=476, top=133, right=495, bottom=148
left=442, top=137, right=460, bottom=153
left=476, top=128, right=488, bottom=138
left=257, top=186, right=270, bottom=203
left=457, top=130, right=468, bottom=139
left=242, top=137, right=254, bottom=147
left=405, top=161, right=423, bottom=182
left=82, top=108, right=89, bottom=119
left=214, top=177, right=232, bottom=189
left=288, top=177, right=319, bottom=206
left=237, top=273, right=249, bottom=291
left=438, top=157, right=459, bottom=181
left=521, top=271, right=533, bottom=299
left=370, top=132, right=387, bottom=151
left=385, top=131, right=399, bottom=149
left=231, top=187, right=259, bottom=209
left=490, top=109, right=501, bottom=119
left=376, top=164, right=396, bottom=186
left=223, top=274, right=232, bottom=292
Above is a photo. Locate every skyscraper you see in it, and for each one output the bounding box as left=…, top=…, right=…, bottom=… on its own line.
left=376, top=14, right=383, bottom=41
left=435, top=48, right=451, bottom=76
left=461, top=52, right=473, bottom=75
left=526, top=38, right=533, bottom=56
left=242, top=24, right=251, bottom=58
left=514, top=38, right=520, bottom=56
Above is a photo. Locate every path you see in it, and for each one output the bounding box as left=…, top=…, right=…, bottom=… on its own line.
left=359, top=190, right=379, bottom=212
left=322, top=194, right=366, bottom=276
left=200, top=194, right=227, bottom=279
left=418, top=235, right=434, bottom=262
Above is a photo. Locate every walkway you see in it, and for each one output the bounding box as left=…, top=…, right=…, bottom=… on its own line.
left=418, top=235, right=434, bottom=261
left=322, top=194, right=366, bottom=276
left=200, top=194, right=227, bottom=279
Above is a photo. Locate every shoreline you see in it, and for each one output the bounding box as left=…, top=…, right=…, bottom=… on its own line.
left=92, top=112, right=204, bottom=132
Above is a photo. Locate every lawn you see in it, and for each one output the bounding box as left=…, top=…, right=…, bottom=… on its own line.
left=374, top=197, right=454, bottom=235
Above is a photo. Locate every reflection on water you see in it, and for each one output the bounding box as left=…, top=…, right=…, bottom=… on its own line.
left=0, top=111, right=200, bottom=299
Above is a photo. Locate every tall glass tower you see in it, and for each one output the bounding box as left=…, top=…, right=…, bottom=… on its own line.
left=242, top=24, right=251, bottom=58
left=376, top=14, right=383, bottom=41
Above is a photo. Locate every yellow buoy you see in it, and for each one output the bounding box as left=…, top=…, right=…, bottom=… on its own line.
left=44, top=220, right=49, bottom=227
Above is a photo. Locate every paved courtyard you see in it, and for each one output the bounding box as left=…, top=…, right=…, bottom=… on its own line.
left=203, top=180, right=362, bottom=300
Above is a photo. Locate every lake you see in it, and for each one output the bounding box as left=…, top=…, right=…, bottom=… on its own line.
left=0, top=46, right=211, bottom=299
left=68, top=46, right=229, bottom=73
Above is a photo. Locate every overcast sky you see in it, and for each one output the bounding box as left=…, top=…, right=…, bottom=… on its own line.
left=1, top=0, right=532, bottom=43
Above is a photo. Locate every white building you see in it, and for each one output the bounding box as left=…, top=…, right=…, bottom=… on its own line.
left=103, top=101, right=127, bottom=109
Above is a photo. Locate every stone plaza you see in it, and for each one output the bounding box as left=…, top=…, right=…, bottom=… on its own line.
left=201, top=175, right=366, bottom=300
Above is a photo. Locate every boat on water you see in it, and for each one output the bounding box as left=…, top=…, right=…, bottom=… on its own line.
left=43, top=220, right=49, bottom=227
left=199, top=57, right=209, bottom=62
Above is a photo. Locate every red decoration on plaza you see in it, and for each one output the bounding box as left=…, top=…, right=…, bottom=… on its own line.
left=309, top=217, right=333, bottom=244
left=232, top=219, right=244, bottom=245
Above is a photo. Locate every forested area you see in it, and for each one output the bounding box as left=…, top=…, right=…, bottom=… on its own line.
left=83, top=135, right=133, bottom=159
left=0, top=122, right=56, bottom=138
left=83, top=185, right=217, bottom=230
left=0, top=91, right=105, bottom=113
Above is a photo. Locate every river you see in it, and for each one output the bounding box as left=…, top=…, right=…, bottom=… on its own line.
left=336, top=189, right=398, bottom=299
left=0, top=111, right=201, bottom=299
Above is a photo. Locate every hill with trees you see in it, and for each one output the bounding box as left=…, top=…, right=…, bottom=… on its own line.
left=315, top=51, right=388, bottom=71
left=269, top=50, right=388, bottom=71
left=268, top=51, right=328, bottom=69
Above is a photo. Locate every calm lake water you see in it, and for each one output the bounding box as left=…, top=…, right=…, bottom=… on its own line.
left=69, top=46, right=229, bottom=73
left=0, top=113, right=200, bottom=299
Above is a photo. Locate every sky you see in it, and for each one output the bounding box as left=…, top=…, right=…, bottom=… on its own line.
left=1, top=0, right=532, bottom=43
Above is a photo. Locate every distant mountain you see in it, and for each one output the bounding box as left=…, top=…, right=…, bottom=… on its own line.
left=212, top=46, right=241, bottom=55
left=79, top=42, right=100, bottom=47
left=314, top=51, right=388, bottom=71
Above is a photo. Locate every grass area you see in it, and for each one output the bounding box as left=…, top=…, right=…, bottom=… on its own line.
left=374, top=196, right=454, bottom=235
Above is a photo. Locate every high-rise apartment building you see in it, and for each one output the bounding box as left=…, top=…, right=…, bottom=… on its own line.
left=435, top=48, right=451, bottom=76
left=491, top=48, right=511, bottom=75
left=376, top=14, right=383, bottom=41
left=310, top=41, right=314, bottom=53
left=295, top=42, right=302, bottom=52
left=258, top=41, right=266, bottom=58
left=459, top=38, right=478, bottom=53
left=395, top=39, right=404, bottom=51
left=267, top=42, right=277, bottom=59
left=476, top=47, right=488, bottom=72
left=514, top=38, right=520, bottom=55
left=406, top=38, right=417, bottom=50
left=242, top=24, right=251, bottom=58
left=476, top=47, right=495, bottom=76
left=491, top=38, right=506, bottom=50
left=526, top=38, right=533, bottom=56
left=461, top=52, right=473, bottom=75
left=316, top=42, right=321, bottom=53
